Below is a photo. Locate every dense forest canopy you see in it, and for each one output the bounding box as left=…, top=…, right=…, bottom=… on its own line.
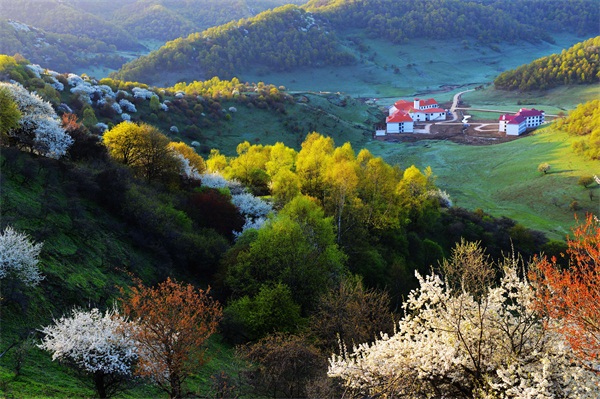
left=494, top=36, right=600, bottom=91
left=111, top=5, right=353, bottom=83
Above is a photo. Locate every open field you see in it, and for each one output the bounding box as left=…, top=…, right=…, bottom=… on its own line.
left=367, top=127, right=600, bottom=241
left=242, top=32, right=589, bottom=99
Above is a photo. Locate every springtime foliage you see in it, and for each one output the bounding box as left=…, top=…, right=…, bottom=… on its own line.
left=38, top=308, right=137, bottom=398
left=103, top=121, right=181, bottom=182
left=555, top=100, right=600, bottom=160
left=530, top=214, right=600, bottom=369
left=329, top=241, right=600, bottom=398
left=119, top=277, right=222, bottom=399
left=494, top=36, right=600, bottom=91
left=0, top=225, right=43, bottom=287
left=0, top=82, right=72, bottom=158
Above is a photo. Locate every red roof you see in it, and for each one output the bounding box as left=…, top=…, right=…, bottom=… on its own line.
left=499, top=108, right=544, bottom=123
left=387, top=111, right=413, bottom=123
left=516, top=108, right=544, bottom=117
left=394, top=98, right=439, bottom=111
left=424, top=107, right=446, bottom=113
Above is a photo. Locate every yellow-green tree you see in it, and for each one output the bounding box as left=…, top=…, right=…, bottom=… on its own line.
left=103, top=121, right=180, bottom=182
left=295, top=132, right=334, bottom=201
left=168, top=141, right=206, bottom=174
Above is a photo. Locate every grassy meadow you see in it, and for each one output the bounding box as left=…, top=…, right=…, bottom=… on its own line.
left=242, top=32, right=588, bottom=99
left=367, top=126, right=599, bottom=241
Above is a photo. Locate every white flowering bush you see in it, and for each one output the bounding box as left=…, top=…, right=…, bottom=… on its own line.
left=111, top=102, right=122, bottom=114
left=160, top=102, right=168, bottom=111
left=169, top=125, right=179, bottom=133
left=25, top=64, right=44, bottom=78
left=39, top=307, right=138, bottom=397
left=95, top=122, right=109, bottom=133
left=231, top=193, right=272, bottom=235
left=132, top=87, right=154, bottom=99
left=174, top=153, right=199, bottom=180
left=199, top=172, right=229, bottom=189
left=0, top=82, right=73, bottom=158
left=329, top=251, right=600, bottom=398
left=428, top=188, right=453, bottom=208
left=119, top=99, right=137, bottom=113
left=232, top=192, right=272, bottom=219
left=0, top=226, right=43, bottom=287
left=121, top=113, right=131, bottom=121
left=67, top=74, right=84, bottom=86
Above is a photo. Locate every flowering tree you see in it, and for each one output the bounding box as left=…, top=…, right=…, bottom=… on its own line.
left=0, top=225, right=43, bottom=287
left=119, top=277, right=222, bottom=399
left=328, top=241, right=600, bottom=398
left=530, top=214, right=600, bottom=369
left=38, top=308, right=137, bottom=398
left=0, top=82, right=73, bottom=158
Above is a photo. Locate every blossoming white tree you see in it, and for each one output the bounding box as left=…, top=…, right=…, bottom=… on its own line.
left=328, top=242, right=600, bottom=398
left=0, top=82, right=73, bottom=158
left=0, top=226, right=43, bottom=287
left=38, top=308, right=137, bottom=398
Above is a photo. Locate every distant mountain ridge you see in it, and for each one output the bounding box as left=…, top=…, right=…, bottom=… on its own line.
left=111, top=0, right=600, bottom=85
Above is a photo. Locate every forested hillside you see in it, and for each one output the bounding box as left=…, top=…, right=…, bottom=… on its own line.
left=0, top=0, right=140, bottom=50
left=3, top=50, right=597, bottom=397
left=0, top=0, right=304, bottom=73
left=0, top=20, right=128, bottom=72
left=494, top=36, right=600, bottom=91
left=113, top=0, right=599, bottom=85
left=112, top=0, right=308, bottom=41
left=111, top=5, right=353, bottom=84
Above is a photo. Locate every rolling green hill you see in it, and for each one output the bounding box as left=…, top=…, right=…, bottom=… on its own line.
left=112, top=0, right=600, bottom=87
left=494, top=36, right=600, bottom=91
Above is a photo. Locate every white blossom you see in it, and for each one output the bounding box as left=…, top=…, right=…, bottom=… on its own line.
left=25, top=64, right=44, bottom=78
left=199, top=172, right=229, bottom=189
left=119, top=99, right=136, bottom=113
left=0, top=82, right=73, bottom=158
left=121, top=113, right=131, bottom=121
left=132, top=87, right=154, bottom=99
left=428, top=188, right=453, bottom=208
left=328, top=258, right=600, bottom=398
left=160, top=102, right=168, bottom=111
left=67, top=73, right=84, bottom=87
left=111, top=102, right=122, bottom=114
left=231, top=192, right=272, bottom=220
left=169, top=125, right=179, bottom=133
left=0, top=226, right=43, bottom=286
left=39, top=308, right=137, bottom=376
left=95, top=123, right=109, bottom=133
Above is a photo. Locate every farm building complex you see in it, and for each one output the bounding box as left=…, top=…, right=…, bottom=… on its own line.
left=377, top=98, right=447, bottom=136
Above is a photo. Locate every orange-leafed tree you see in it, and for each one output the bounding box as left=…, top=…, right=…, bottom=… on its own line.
left=119, top=277, right=222, bottom=398
left=530, top=214, right=600, bottom=369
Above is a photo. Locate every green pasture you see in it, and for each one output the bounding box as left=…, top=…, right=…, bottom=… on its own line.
left=367, top=127, right=600, bottom=241
left=242, top=32, right=587, bottom=99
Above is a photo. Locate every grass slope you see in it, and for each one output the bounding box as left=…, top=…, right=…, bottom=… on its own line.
left=242, top=32, right=590, bottom=98
left=368, top=126, right=599, bottom=241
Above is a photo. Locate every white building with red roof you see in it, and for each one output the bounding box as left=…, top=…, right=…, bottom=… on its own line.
left=499, top=108, right=545, bottom=135
left=378, top=97, right=446, bottom=136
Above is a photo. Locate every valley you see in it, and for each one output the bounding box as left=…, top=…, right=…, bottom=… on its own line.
left=1, top=1, right=600, bottom=397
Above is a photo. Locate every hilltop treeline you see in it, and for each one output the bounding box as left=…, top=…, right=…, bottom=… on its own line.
left=111, top=5, right=353, bottom=83
left=113, top=0, right=307, bottom=41
left=555, top=100, right=600, bottom=160
left=307, top=0, right=598, bottom=40
left=0, top=20, right=127, bottom=72
left=0, top=0, right=140, bottom=50
left=494, top=36, right=600, bottom=91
